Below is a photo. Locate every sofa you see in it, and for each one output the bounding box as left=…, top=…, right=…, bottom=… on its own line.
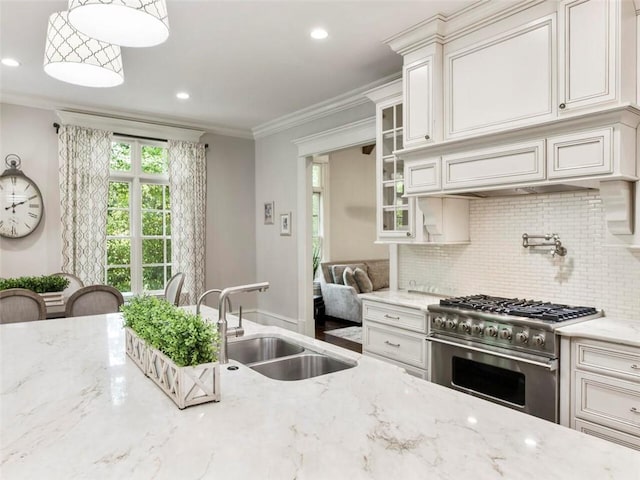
left=319, top=259, right=389, bottom=323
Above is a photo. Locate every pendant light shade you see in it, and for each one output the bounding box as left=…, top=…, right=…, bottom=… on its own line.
left=44, top=11, right=124, bottom=88
left=67, top=0, right=169, bottom=48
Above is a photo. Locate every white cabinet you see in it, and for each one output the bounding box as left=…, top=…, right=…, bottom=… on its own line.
left=403, top=42, right=442, bottom=148
left=442, top=139, right=546, bottom=190
left=444, top=15, right=555, bottom=139
left=362, top=300, right=429, bottom=378
left=557, top=0, right=635, bottom=113
left=405, top=157, right=440, bottom=194
left=547, top=127, right=612, bottom=179
left=365, top=80, right=413, bottom=241
left=566, top=338, right=640, bottom=450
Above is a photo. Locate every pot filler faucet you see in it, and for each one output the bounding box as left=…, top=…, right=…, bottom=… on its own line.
left=196, top=282, right=270, bottom=364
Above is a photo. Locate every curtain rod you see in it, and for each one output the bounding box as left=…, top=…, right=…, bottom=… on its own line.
left=52, top=123, right=208, bottom=148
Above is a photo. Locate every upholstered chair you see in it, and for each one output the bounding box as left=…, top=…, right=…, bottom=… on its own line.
left=52, top=272, right=85, bottom=300
left=164, top=272, right=185, bottom=306
left=0, top=288, right=47, bottom=324
left=64, top=285, right=124, bottom=317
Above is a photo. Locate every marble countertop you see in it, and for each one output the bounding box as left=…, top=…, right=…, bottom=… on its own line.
left=2, top=307, right=639, bottom=479
left=359, top=290, right=447, bottom=310
left=556, top=317, right=640, bottom=348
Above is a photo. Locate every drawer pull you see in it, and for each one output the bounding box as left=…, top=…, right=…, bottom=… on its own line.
left=631, top=364, right=639, bottom=370
left=384, top=340, right=401, bottom=348
left=384, top=314, right=400, bottom=320
left=631, top=407, right=640, bottom=414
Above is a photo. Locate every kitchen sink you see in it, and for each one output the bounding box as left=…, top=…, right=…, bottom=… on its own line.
left=250, top=353, right=354, bottom=381
left=227, top=336, right=304, bottom=364
left=227, top=334, right=356, bottom=381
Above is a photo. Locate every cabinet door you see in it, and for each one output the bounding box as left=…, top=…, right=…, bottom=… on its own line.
left=404, top=157, right=441, bottom=194
left=444, top=16, right=555, bottom=139
left=558, top=0, right=616, bottom=112
left=574, top=419, right=640, bottom=451
left=363, top=321, right=428, bottom=369
left=547, top=128, right=612, bottom=179
left=403, top=56, right=433, bottom=148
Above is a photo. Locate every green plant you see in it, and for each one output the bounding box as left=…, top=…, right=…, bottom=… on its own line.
left=0, top=275, right=70, bottom=293
left=312, top=243, right=322, bottom=280
left=121, top=295, right=219, bottom=367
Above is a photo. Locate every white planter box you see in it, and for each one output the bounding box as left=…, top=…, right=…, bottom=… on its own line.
left=40, top=292, right=65, bottom=307
left=124, top=327, right=221, bottom=409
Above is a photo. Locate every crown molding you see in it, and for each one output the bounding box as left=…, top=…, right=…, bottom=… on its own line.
left=293, top=117, right=375, bottom=158
left=385, top=0, right=546, bottom=55
left=252, top=72, right=401, bottom=139
left=0, top=91, right=254, bottom=140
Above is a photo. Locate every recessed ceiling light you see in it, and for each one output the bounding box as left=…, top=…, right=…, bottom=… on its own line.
left=176, top=92, right=190, bottom=100
left=310, top=28, right=328, bottom=40
left=1, top=58, right=20, bottom=67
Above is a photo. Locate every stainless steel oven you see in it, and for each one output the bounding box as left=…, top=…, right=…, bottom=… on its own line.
left=426, top=295, right=602, bottom=423
left=428, top=335, right=558, bottom=421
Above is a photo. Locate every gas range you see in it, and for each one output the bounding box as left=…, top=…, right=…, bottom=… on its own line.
left=427, top=294, right=603, bottom=358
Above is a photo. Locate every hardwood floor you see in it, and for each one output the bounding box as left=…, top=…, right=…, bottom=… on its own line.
left=315, top=315, right=362, bottom=354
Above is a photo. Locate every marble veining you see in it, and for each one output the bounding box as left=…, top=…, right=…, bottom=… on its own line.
left=359, top=290, right=446, bottom=310
left=2, top=307, right=639, bottom=479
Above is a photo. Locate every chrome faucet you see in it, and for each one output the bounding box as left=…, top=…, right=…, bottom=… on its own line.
left=217, top=282, right=270, bottom=364
left=195, top=288, right=233, bottom=316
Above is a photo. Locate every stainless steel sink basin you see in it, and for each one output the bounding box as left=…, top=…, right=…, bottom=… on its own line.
left=228, top=334, right=356, bottom=381
left=227, top=336, right=304, bottom=364
left=250, top=353, right=354, bottom=381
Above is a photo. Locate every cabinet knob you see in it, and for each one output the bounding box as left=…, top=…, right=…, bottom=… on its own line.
left=406, top=232, right=412, bottom=237
left=424, top=134, right=430, bottom=140
left=559, top=103, right=566, bottom=110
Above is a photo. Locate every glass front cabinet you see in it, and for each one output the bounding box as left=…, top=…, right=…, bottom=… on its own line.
left=366, top=79, right=414, bottom=241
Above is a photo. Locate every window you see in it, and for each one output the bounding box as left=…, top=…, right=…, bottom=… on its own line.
left=311, top=162, right=325, bottom=264
left=106, top=138, right=171, bottom=295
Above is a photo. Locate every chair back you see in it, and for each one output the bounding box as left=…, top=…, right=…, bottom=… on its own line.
left=164, top=272, right=185, bottom=306
left=52, top=272, right=85, bottom=300
left=0, top=288, right=47, bottom=324
left=65, top=285, right=124, bottom=318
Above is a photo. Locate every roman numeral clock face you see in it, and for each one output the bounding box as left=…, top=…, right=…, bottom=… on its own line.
left=0, top=174, right=43, bottom=238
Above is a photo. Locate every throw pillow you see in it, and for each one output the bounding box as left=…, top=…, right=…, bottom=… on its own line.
left=343, top=267, right=360, bottom=293
left=331, top=263, right=366, bottom=285
left=366, top=260, right=389, bottom=291
left=353, top=267, right=373, bottom=293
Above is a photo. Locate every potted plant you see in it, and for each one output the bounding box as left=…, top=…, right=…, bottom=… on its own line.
left=312, top=243, right=322, bottom=296
left=121, top=295, right=221, bottom=409
left=0, top=275, right=70, bottom=307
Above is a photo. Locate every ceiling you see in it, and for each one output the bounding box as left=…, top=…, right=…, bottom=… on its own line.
left=0, top=0, right=477, bottom=137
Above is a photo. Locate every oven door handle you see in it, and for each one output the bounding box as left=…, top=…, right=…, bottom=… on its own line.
left=426, top=336, right=558, bottom=371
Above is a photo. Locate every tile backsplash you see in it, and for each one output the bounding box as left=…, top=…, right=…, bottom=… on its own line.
left=399, top=190, right=640, bottom=320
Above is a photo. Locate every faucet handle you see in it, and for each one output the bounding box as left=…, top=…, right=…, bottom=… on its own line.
left=238, top=306, right=243, bottom=328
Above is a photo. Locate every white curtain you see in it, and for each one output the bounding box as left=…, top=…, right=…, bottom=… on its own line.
left=168, top=140, right=207, bottom=304
left=58, top=125, right=113, bottom=285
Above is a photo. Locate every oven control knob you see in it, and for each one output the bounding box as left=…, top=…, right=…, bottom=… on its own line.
left=533, top=334, right=546, bottom=346
left=516, top=332, right=529, bottom=344
left=486, top=326, right=498, bottom=337
left=459, top=321, right=472, bottom=333
left=433, top=316, right=446, bottom=328
left=446, top=318, right=458, bottom=330
left=471, top=324, right=484, bottom=335
left=499, top=328, right=512, bottom=340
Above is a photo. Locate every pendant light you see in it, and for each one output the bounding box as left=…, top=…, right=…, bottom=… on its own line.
left=44, top=11, right=124, bottom=88
left=67, top=0, right=169, bottom=48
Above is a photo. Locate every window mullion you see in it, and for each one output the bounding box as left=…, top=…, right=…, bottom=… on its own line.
left=132, top=141, right=142, bottom=295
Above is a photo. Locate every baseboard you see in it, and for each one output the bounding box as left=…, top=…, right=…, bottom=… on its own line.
left=244, top=309, right=299, bottom=332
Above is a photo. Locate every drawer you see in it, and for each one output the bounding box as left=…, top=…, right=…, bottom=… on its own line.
left=574, top=419, right=640, bottom=451
left=362, top=301, right=427, bottom=334
left=442, top=139, right=545, bottom=190
left=575, top=340, right=640, bottom=383
left=547, top=128, right=612, bottom=179
left=363, top=322, right=428, bottom=369
left=574, top=371, right=640, bottom=437
left=364, top=350, right=429, bottom=380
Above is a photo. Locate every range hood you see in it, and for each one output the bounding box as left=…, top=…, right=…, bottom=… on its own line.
left=452, top=183, right=598, bottom=198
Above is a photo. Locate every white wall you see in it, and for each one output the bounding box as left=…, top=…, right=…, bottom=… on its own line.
left=0, top=103, right=62, bottom=277
left=0, top=103, right=257, bottom=306
left=398, top=191, right=640, bottom=320
left=254, top=103, right=374, bottom=325
left=327, top=146, right=387, bottom=261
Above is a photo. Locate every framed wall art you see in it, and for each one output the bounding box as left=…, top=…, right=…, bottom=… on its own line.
left=280, top=212, right=291, bottom=236
left=264, top=201, right=274, bottom=225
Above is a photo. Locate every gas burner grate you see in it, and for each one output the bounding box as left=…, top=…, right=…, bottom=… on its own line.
left=440, top=295, right=598, bottom=322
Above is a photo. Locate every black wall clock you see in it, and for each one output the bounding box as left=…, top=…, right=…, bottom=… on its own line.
left=0, top=154, right=44, bottom=239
